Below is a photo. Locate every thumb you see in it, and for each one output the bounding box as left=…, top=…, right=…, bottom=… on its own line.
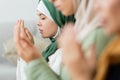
left=85, top=44, right=96, bottom=59
left=85, top=44, right=97, bottom=68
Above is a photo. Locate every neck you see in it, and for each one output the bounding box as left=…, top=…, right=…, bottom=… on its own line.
left=52, top=27, right=61, bottom=38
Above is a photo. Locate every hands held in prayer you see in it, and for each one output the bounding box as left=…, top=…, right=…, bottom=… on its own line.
left=14, top=20, right=41, bottom=62
left=58, top=23, right=96, bottom=80
left=24, top=27, right=34, bottom=44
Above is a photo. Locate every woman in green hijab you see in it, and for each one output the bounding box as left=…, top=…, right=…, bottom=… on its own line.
left=16, top=0, right=75, bottom=80
left=38, top=0, right=75, bottom=74
left=41, top=0, right=75, bottom=62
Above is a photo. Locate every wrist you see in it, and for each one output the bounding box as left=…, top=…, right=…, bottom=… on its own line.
left=27, top=53, right=41, bottom=63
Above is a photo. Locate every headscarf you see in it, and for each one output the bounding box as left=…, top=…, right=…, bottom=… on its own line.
left=38, top=0, right=75, bottom=61
left=74, top=0, right=100, bottom=41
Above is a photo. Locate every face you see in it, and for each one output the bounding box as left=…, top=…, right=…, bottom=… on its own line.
left=95, top=0, right=120, bottom=35
left=37, top=11, right=58, bottom=38
left=49, top=0, right=75, bottom=16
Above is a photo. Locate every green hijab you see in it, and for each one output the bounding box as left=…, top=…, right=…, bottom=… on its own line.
left=39, top=0, right=75, bottom=61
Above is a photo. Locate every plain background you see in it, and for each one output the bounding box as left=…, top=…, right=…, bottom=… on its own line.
left=0, top=0, right=39, bottom=22
left=0, top=0, right=39, bottom=53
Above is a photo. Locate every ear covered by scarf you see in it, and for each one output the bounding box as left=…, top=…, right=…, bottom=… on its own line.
left=95, top=37, right=120, bottom=80
left=38, top=0, right=75, bottom=61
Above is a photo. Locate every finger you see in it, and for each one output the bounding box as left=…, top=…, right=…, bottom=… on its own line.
left=90, top=45, right=96, bottom=59
left=14, top=20, right=21, bottom=44
left=85, top=44, right=97, bottom=68
left=90, top=45, right=97, bottom=65
left=89, top=44, right=97, bottom=70
left=87, top=44, right=96, bottom=61
left=20, top=20, right=27, bottom=39
left=13, top=20, right=30, bottom=58
left=20, top=20, right=24, bottom=37
left=24, top=28, right=34, bottom=44
left=57, top=24, right=74, bottom=48
left=86, top=44, right=96, bottom=58
left=75, top=41, right=85, bottom=59
left=19, top=20, right=32, bottom=44
left=25, top=28, right=31, bottom=39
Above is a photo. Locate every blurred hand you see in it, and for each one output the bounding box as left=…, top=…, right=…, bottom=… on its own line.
left=14, top=20, right=41, bottom=63
left=24, top=28, right=34, bottom=44
left=58, top=23, right=96, bottom=80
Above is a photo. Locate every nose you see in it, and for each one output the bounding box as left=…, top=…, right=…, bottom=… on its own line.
left=94, top=0, right=100, bottom=14
left=37, top=20, right=42, bottom=27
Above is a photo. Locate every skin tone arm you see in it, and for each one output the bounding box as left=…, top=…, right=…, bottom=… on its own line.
left=58, top=24, right=96, bottom=80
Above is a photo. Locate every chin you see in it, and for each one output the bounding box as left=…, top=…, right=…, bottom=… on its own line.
left=62, top=11, right=73, bottom=16
left=42, top=36, right=47, bottom=38
left=42, top=35, right=50, bottom=38
left=105, top=29, right=115, bottom=36
left=41, top=35, right=46, bottom=38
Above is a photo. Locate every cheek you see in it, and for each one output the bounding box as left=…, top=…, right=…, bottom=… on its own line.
left=68, top=0, right=74, bottom=10
left=63, top=0, right=73, bottom=10
left=49, top=24, right=58, bottom=36
left=111, top=26, right=120, bottom=34
left=108, top=1, right=120, bottom=32
left=49, top=22, right=58, bottom=33
left=62, top=2, right=74, bottom=15
left=43, top=23, right=50, bottom=32
left=106, top=20, right=120, bottom=35
left=44, top=20, right=57, bottom=33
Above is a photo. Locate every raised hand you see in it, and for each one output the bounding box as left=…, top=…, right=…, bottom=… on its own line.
left=58, top=24, right=96, bottom=80
left=24, top=28, right=34, bottom=44
left=14, top=20, right=41, bottom=62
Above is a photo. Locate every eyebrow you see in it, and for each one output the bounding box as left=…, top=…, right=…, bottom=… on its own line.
left=37, top=13, right=45, bottom=17
left=40, top=13, right=45, bottom=16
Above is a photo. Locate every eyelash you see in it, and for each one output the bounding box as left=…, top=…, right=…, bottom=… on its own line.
left=41, top=17, right=46, bottom=20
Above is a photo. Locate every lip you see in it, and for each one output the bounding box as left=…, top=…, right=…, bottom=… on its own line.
left=39, top=29, right=43, bottom=33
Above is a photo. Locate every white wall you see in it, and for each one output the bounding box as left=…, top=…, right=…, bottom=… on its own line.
left=0, top=0, right=39, bottom=23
